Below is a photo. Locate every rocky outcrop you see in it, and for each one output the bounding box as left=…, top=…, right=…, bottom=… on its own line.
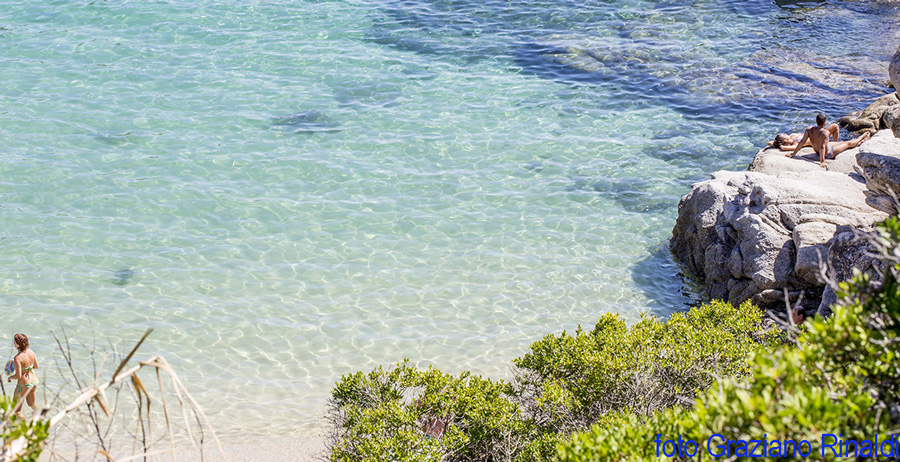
left=748, top=144, right=859, bottom=176
left=838, top=92, right=900, bottom=133
left=670, top=128, right=900, bottom=313
left=855, top=130, right=900, bottom=213
left=884, top=105, right=900, bottom=138
left=817, top=230, right=878, bottom=318
left=671, top=167, right=886, bottom=310
left=848, top=44, right=900, bottom=136
left=673, top=48, right=900, bottom=316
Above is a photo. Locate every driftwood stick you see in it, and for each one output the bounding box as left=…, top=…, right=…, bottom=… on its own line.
left=4, top=352, right=219, bottom=462
left=95, top=353, right=110, bottom=385
left=154, top=366, right=177, bottom=462
left=158, top=357, right=223, bottom=455
left=157, top=361, right=199, bottom=450
left=110, top=329, right=154, bottom=387
left=3, top=328, right=220, bottom=462
left=51, top=358, right=155, bottom=427
left=131, top=374, right=153, bottom=461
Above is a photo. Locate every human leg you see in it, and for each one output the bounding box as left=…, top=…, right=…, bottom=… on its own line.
left=827, top=123, right=840, bottom=142
left=828, top=142, right=851, bottom=158
left=24, top=384, right=36, bottom=412
left=14, top=385, right=26, bottom=419
left=828, top=131, right=871, bottom=158
left=14, top=383, right=37, bottom=419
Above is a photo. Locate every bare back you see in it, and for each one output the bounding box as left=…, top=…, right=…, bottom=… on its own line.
left=806, top=125, right=830, bottom=159
left=14, top=349, right=38, bottom=385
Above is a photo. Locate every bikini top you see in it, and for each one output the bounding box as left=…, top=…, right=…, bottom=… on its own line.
left=16, top=354, right=35, bottom=373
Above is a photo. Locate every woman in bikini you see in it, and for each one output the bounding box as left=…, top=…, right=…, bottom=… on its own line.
left=769, top=123, right=840, bottom=150
left=7, top=333, right=38, bottom=418
left=771, top=122, right=871, bottom=167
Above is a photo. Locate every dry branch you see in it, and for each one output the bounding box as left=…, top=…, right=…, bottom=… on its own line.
left=1, top=329, right=223, bottom=462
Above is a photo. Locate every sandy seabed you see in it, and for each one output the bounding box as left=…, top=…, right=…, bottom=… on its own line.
left=38, top=438, right=327, bottom=462
left=170, top=438, right=327, bottom=462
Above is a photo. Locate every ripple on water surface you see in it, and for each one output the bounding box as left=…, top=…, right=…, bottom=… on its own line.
left=0, top=0, right=898, bottom=439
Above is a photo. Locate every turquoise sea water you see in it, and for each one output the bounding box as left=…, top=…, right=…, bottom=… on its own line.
left=1, top=0, right=898, bottom=439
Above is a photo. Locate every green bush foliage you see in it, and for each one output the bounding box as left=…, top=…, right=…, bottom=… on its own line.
left=513, top=300, right=777, bottom=432
left=328, top=361, right=530, bottom=462
left=559, top=217, right=900, bottom=461
left=0, top=397, right=49, bottom=462
left=328, top=301, right=773, bottom=461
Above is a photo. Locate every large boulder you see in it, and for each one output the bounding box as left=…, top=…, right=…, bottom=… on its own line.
left=855, top=130, right=900, bottom=213
left=884, top=105, right=900, bottom=138
left=671, top=169, right=886, bottom=310
left=748, top=143, right=861, bottom=176
left=838, top=92, right=900, bottom=133
left=817, top=229, right=878, bottom=318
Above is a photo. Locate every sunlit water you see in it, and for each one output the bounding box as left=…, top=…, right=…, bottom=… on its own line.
left=1, top=0, right=898, bottom=439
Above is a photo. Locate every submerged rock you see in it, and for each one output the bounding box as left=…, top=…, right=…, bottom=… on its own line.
left=112, top=269, right=134, bottom=286
left=330, top=80, right=403, bottom=109
left=271, top=110, right=342, bottom=134
left=518, top=34, right=886, bottom=123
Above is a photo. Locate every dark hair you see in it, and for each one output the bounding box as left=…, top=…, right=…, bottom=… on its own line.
left=14, top=333, right=29, bottom=352
left=773, top=133, right=790, bottom=148
left=792, top=306, right=806, bottom=324
left=816, top=113, right=827, bottom=126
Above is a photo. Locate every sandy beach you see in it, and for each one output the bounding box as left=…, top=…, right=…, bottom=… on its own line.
left=170, top=438, right=327, bottom=462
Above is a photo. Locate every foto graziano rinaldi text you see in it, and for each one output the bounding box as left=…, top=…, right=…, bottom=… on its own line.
left=655, top=433, right=900, bottom=458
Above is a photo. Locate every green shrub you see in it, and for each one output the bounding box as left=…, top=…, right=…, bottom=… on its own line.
left=513, top=300, right=777, bottom=433
left=559, top=217, right=900, bottom=461
left=0, top=397, right=49, bottom=462
left=328, top=361, right=532, bottom=462
left=328, top=301, right=773, bottom=461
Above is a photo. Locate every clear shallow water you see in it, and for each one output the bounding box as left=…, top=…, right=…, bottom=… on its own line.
left=1, top=0, right=898, bottom=439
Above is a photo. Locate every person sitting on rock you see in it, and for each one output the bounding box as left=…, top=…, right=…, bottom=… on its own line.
left=769, top=122, right=839, bottom=150
left=785, top=113, right=871, bottom=167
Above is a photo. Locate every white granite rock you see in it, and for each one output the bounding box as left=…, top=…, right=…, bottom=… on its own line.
left=883, top=105, right=900, bottom=139
left=841, top=92, right=900, bottom=132
left=856, top=130, right=900, bottom=213
left=748, top=144, right=861, bottom=176
left=671, top=167, right=886, bottom=310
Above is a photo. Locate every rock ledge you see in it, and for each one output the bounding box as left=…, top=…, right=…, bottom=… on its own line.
left=671, top=130, right=900, bottom=315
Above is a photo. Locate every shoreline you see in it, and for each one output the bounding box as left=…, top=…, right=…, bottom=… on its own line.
left=37, top=439, right=327, bottom=462
left=138, top=439, right=327, bottom=462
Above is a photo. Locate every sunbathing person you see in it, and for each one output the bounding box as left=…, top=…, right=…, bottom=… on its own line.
left=769, top=123, right=839, bottom=150
left=785, top=113, right=870, bottom=167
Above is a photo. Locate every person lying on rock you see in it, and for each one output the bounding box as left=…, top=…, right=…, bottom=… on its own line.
left=769, top=122, right=839, bottom=150
left=784, top=113, right=871, bottom=167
